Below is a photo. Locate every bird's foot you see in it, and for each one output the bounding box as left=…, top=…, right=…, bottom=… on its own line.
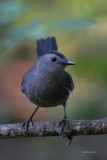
left=22, top=119, right=34, bottom=132
left=59, top=117, right=73, bottom=146
left=59, top=117, right=69, bottom=134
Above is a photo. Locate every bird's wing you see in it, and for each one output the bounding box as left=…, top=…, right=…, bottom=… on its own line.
left=61, top=71, right=74, bottom=93
left=36, top=37, right=57, bottom=57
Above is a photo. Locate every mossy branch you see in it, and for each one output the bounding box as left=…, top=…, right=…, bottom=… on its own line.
left=0, top=118, right=107, bottom=139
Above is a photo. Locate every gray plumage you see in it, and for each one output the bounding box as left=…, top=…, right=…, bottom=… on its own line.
left=21, top=37, right=75, bottom=131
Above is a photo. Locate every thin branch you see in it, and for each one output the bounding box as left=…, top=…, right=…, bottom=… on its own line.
left=0, top=118, right=107, bottom=139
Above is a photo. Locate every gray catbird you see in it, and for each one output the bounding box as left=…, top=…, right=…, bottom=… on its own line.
left=21, top=37, right=75, bottom=132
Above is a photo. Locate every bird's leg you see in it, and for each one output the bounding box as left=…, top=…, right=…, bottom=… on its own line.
left=22, top=106, right=39, bottom=132
left=59, top=103, right=69, bottom=132
left=59, top=103, right=73, bottom=145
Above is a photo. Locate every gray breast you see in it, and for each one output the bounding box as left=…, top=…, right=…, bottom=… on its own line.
left=21, top=68, right=72, bottom=107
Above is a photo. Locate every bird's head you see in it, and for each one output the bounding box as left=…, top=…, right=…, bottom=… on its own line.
left=36, top=50, right=75, bottom=75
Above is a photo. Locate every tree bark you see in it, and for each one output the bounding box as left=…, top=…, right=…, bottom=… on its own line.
left=0, top=118, right=107, bottom=139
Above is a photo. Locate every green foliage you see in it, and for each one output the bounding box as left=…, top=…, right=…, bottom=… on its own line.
left=0, top=0, right=99, bottom=67
left=0, top=1, right=23, bottom=25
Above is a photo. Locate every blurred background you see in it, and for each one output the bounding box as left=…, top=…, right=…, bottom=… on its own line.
left=0, top=0, right=107, bottom=159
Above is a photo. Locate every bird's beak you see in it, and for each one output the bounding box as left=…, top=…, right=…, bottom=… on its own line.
left=63, top=61, right=76, bottom=65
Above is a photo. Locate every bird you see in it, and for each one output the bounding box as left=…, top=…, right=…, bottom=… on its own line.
left=21, top=37, right=75, bottom=132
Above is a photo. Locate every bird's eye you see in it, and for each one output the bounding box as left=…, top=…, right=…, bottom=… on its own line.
left=51, top=57, right=57, bottom=62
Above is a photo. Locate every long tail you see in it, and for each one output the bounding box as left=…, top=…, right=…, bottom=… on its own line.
left=36, top=37, right=57, bottom=57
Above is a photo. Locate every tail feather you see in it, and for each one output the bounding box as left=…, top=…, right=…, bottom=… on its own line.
left=36, top=37, right=57, bottom=57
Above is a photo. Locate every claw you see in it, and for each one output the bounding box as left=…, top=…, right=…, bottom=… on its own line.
left=59, top=117, right=69, bottom=135
left=22, top=119, right=34, bottom=132
left=67, top=134, right=73, bottom=146
left=59, top=117, right=73, bottom=145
